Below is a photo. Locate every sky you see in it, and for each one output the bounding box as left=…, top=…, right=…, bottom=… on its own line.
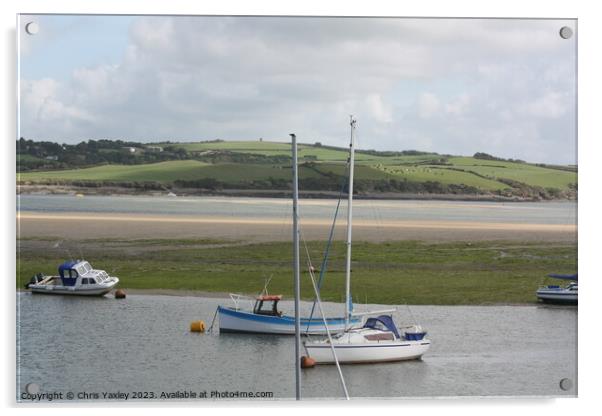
left=18, top=15, right=577, bottom=164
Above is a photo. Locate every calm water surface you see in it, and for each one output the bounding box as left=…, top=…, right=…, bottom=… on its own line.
left=17, top=293, right=577, bottom=401
left=18, top=194, right=576, bottom=225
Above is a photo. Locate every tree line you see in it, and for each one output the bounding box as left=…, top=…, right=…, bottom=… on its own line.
left=16, top=138, right=290, bottom=171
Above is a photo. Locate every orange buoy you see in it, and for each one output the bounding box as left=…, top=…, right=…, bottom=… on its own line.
left=190, top=320, right=206, bottom=333
left=114, top=289, right=126, bottom=299
left=301, top=356, right=316, bottom=368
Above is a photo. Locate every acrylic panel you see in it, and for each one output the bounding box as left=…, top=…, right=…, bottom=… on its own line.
left=16, top=14, right=577, bottom=402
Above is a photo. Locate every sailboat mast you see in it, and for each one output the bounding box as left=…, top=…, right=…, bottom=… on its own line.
left=290, top=133, right=301, bottom=401
left=344, top=117, right=356, bottom=330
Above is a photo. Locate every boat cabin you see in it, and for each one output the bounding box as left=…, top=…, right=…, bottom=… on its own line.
left=58, top=260, right=109, bottom=286
left=363, top=315, right=401, bottom=339
left=59, top=260, right=83, bottom=286
left=253, top=295, right=283, bottom=316
left=542, top=273, right=578, bottom=290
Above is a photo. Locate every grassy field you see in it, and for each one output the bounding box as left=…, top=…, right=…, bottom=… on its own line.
left=170, top=140, right=422, bottom=163
left=17, top=238, right=577, bottom=305
left=20, top=161, right=333, bottom=183
left=446, top=157, right=576, bottom=188
left=19, top=160, right=208, bottom=182
left=19, top=140, right=577, bottom=194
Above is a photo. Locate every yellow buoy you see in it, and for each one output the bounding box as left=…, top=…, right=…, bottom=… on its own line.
left=190, top=320, right=206, bottom=333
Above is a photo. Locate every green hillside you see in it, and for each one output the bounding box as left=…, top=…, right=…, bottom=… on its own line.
left=18, top=139, right=577, bottom=199
left=172, top=140, right=441, bottom=164
left=446, top=157, right=576, bottom=189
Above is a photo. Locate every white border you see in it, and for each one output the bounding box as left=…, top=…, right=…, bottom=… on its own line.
left=3, top=1, right=600, bottom=415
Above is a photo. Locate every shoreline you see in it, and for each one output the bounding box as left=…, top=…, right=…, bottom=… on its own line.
left=17, top=184, right=576, bottom=203
left=18, top=237, right=576, bottom=306
left=16, top=288, right=231, bottom=299
left=17, top=211, right=577, bottom=242
left=17, top=211, right=576, bottom=230
left=17, top=287, right=546, bottom=306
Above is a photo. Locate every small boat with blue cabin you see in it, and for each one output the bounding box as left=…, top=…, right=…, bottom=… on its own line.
left=217, top=293, right=360, bottom=335
left=536, top=273, right=577, bottom=304
left=304, top=315, right=431, bottom=364
left=25, top=260, right=119, bottom=296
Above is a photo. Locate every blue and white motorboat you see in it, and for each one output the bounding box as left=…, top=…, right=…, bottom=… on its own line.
left=536, top=273, right=578, bottom=304
left=25, top=260, right=119, bottom=296
left=217, top=294, right=360, bottom=335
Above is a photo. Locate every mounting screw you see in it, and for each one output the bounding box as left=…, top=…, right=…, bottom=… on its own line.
left=559, top=378, right=573, bottom=391
left=25, top=383, right=40, bottom=394
left=559, top=26, right=573, bottom=39
left=25, top=22, right=39, bottom=35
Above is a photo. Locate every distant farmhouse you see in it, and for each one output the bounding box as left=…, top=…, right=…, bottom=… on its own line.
left=145, top=145, right=164, bottom=153
left=122, top=146, right=137, bottom=153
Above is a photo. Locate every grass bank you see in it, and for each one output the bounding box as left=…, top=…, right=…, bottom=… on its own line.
left=17, top=238, right=576, bottom=305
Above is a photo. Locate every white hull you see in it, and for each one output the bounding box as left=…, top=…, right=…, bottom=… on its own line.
left=304, top=339, right=431, bottom=364
left=29, top=278, right=119, bottom=296
left=27, top=260, right=119, bottom=297
left=536, top=289, right=577, bottom=303
left=218, top=306, right=359, bottom=335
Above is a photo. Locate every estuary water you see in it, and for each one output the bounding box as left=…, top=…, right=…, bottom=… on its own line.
left=18, top=194, right=576, bottom=225
left=17, top=293, right=577, bottom=401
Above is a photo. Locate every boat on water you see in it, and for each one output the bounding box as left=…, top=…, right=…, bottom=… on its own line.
left=304, top=315, right=431, bottom=364
left=536, top=273, right=578, bottom=304
left=217, top=294, right=360, bottom=335
left=303, top=117, right=431, bottom=364
left=25, top=260, right=119, bottom=296
left=215, top=128, right=362, bottom=335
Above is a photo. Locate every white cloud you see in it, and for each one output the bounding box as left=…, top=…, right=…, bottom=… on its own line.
left=519, top=90, right=570, bottom=119
left=445, top=94, right=471, bottom=116
left=19, top=16, right=577, bottom=163
left=418, top=92, right=441, bottom=119
left=366, top=94, right=393, bottom=123
left=21, top=78, right=96, bottom=130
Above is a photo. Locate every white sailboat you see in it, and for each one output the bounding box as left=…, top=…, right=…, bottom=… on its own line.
left=304, top=117, right=431, bottom=364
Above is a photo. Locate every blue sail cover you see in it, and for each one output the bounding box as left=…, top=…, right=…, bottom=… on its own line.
left=548, top=273, right=578, bottom=281
left=58, top=260, right=78, bottom=286
left=363, top=315, right=400, bottom=339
